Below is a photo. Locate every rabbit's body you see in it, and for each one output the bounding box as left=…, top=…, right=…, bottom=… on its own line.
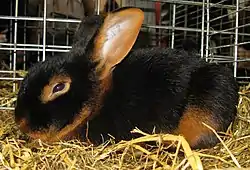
left=82, top=48, right=238, bottom=148
left=15, top=7, right=239, bottom=149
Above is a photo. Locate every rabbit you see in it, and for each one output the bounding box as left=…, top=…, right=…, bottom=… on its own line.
left=14, top=7, right=239, bottom=149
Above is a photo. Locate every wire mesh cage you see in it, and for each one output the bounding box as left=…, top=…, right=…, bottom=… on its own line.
left=0, top=0, right=250, bottom=110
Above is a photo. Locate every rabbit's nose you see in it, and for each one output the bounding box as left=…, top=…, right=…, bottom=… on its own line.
left=16, top=118, right=30, bottom=133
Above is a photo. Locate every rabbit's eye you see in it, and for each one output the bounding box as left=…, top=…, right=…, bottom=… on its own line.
left=53, top=83, right=65, bottom=93
left=40, top=76, right=71, bottom=104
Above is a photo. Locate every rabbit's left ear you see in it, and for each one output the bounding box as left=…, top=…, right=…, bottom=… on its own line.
left=93, top=7, right=144, bottom=79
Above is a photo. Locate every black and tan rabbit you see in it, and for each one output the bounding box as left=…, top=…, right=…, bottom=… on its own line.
left=14, top=7, right=239, bottom=149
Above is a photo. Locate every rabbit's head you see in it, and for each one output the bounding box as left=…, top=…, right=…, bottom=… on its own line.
left=14, top=7, right=144, bottom=143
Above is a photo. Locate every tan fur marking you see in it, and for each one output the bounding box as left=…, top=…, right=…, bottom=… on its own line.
left=176, top=106, right=219, bottom=147
left=40, top=75, right=72, bottom=104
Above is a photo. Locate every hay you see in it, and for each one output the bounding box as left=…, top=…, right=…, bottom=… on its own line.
left=0, top=80, right=250, bottom=170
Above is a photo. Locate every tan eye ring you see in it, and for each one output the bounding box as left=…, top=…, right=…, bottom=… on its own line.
left=48, top=82, right=71, bottom=100
left=40, top=76, right=72, bottom=104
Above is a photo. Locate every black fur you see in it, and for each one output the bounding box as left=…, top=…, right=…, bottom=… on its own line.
left=15, top=8, right=239, bottom=149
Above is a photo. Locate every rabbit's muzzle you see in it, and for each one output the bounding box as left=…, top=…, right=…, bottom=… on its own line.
left=15, top=106, right=93, bottom=143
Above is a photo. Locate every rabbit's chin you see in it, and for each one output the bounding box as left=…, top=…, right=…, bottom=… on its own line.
left=27, top=126, right=83, bottom=143
left=20, top=124, right=85, bottom=143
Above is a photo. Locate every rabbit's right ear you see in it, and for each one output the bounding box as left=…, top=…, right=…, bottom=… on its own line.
left=92, top=7, right=144, bottom=79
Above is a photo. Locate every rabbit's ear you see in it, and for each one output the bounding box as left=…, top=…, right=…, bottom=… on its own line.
left=93, top=7, right=144, bottom=79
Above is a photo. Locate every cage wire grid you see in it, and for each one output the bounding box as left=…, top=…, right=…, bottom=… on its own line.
left=0, top=0, right=250, bottom=110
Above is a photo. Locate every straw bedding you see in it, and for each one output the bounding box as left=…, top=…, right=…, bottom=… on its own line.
left=0, top=71, right=250, bottom=170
